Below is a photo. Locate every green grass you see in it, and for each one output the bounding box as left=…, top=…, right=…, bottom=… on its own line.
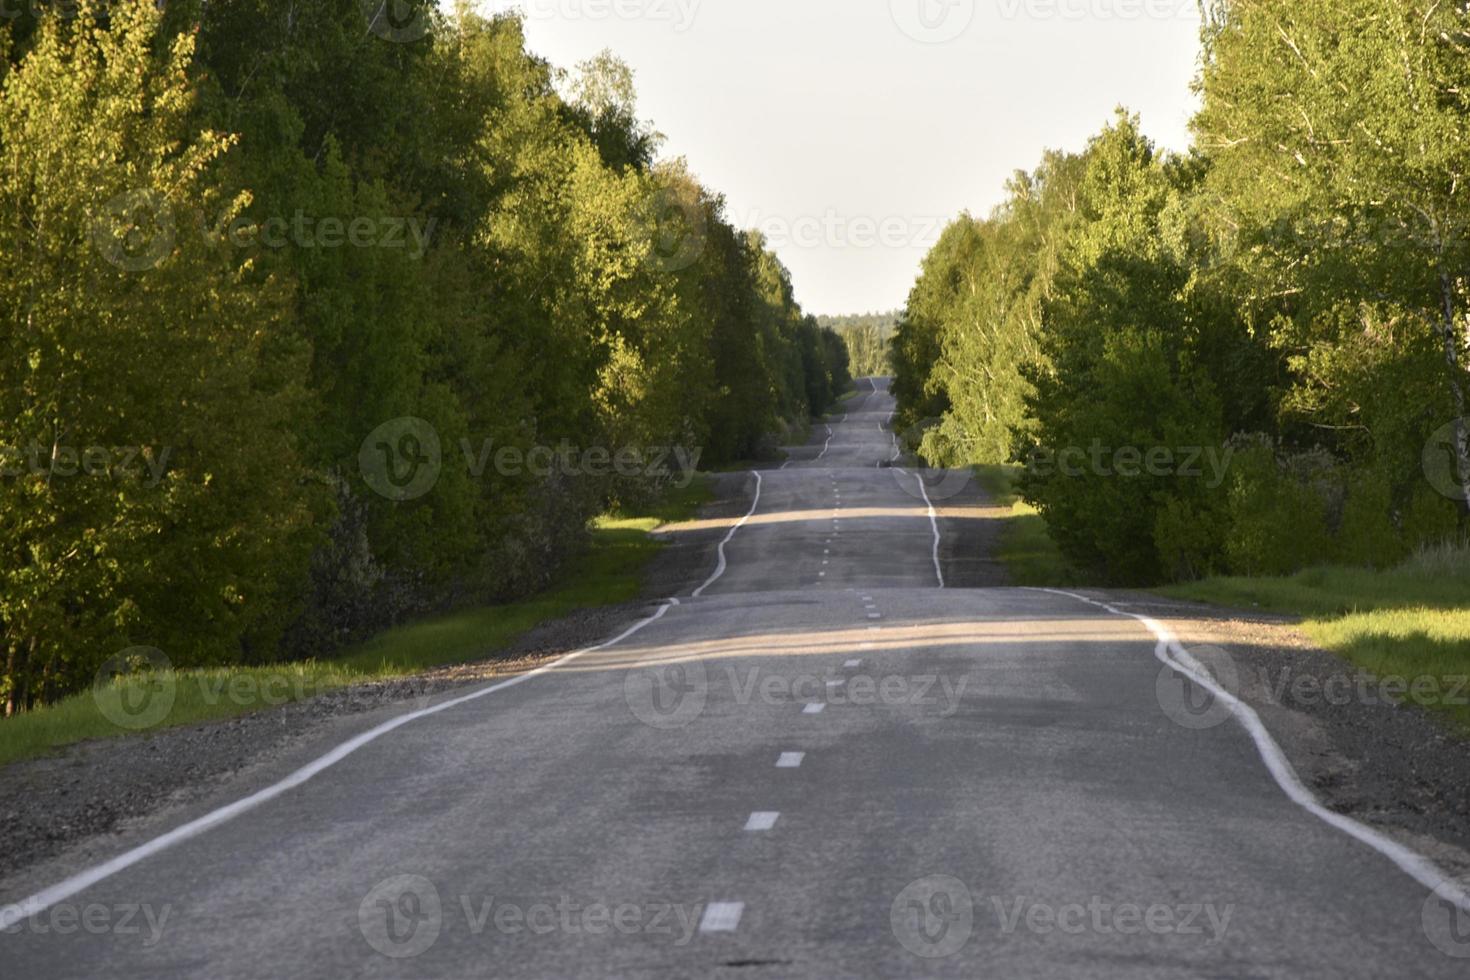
left=1163, top=546, right=1470, bottom=731
left=0, top=478, right=711, bottom=769
left=970, top=464, right=1084, bottom=587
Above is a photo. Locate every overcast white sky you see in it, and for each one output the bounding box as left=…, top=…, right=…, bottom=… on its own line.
left=491, top=0, right=1204, bottom=316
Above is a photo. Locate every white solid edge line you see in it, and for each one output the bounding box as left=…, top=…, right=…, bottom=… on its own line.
left=1030, top=586, right=1470, bottom=914
left=692, top=470, right=763, bottom=599
left=0, top=599, right=679, bottom=931
left=816, top=425, right=834, bottom=462
left=910, top=469, right=944, bottom=589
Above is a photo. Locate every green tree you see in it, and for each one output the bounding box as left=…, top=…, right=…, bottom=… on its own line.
left=0, top=2, right=316, bottom=710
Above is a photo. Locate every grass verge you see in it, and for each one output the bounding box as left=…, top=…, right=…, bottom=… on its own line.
left=1162, top=548, right=1470, bottom=731
left=0, top=478, right=712, bottom=768
left=971, top=464, right=1083, bottom=587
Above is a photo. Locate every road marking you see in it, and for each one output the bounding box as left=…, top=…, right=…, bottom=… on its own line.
left=744, top=812, right=780, bottom=831
left=692, top=470, right=762, bottom=598
left=845, top=659, right=863, bottom=667
left=1033, top=587, right=1470, bottom=915
left=0, top=598, right=679, bottom=932
left=816, top=425, right=834, bottom=462
left=803, top=703, right=826, bottom=715
left=867, top=613, right=882, bottom=620
left=908, top=468, right=944, bottom=588
left=701, top=903, right=744, bottom=933
left=826, top=679, right=843, bottom=688
left=776, top=752, right=805, bottom=768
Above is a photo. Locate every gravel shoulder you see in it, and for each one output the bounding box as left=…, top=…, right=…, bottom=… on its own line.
left=1091, top=590, right=1470, bottom=881
left=0, top=472, right=755, bottom=892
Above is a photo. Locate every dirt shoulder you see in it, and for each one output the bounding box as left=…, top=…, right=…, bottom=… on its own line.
left=0, top=472, right=755, bottom=888
left=1095, top=590, right=1470, bottom=880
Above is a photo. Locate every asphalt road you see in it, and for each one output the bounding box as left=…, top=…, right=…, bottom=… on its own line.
left=4, top=379, right=1469, bottom=978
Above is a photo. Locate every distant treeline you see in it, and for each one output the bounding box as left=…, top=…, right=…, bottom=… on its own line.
left=0, top=1, right=849, bottom=712
left=894, top=0, right=1468, bottom=585
left=820, top=312, right=897, bottom=378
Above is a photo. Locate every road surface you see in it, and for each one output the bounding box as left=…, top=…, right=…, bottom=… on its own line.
left=4, top=379, right=1468, bottom=978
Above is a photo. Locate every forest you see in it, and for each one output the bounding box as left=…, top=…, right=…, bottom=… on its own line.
left=893, top=0, right=1470, bottom=585
left=0, top=1, right=850, bottom=712
left=821, top=312, right=897, bottom=378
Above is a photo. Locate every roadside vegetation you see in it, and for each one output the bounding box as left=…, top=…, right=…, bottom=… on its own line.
left=0, top=3, right=850, bottom=716
left=821, top=312, right=896, bottom=378
left=0, top=479, right=711, bottom=768
left=893, top=2, right=1470, bottom=730
left=893, top=1, right=1468, bottom=590
left=970, top=465, right=1080, bottom=588
left=1165, top=542, right=1470, bottom=730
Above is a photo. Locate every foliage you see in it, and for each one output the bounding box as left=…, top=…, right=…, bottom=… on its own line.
left=818, top=311, right=897, bottom=377
left=894, top=5, right=1470, bottom=585
left=0, top=2, right=845, bottom=711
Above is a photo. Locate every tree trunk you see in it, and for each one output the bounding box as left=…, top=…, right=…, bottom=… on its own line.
left=1439, top=274, right=1470, bottom=512
left=4, top=634, right=33, bottom=717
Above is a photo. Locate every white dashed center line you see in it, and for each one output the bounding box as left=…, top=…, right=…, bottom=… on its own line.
left=803, top=703, right=826, bottom=715
left=700, top=902, right=745, bottom=933
left=845, top=659, right=863, bottom=667
left=776, top=752, right=805, bottom=768
left=744, top=812, right=780, bottom=831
